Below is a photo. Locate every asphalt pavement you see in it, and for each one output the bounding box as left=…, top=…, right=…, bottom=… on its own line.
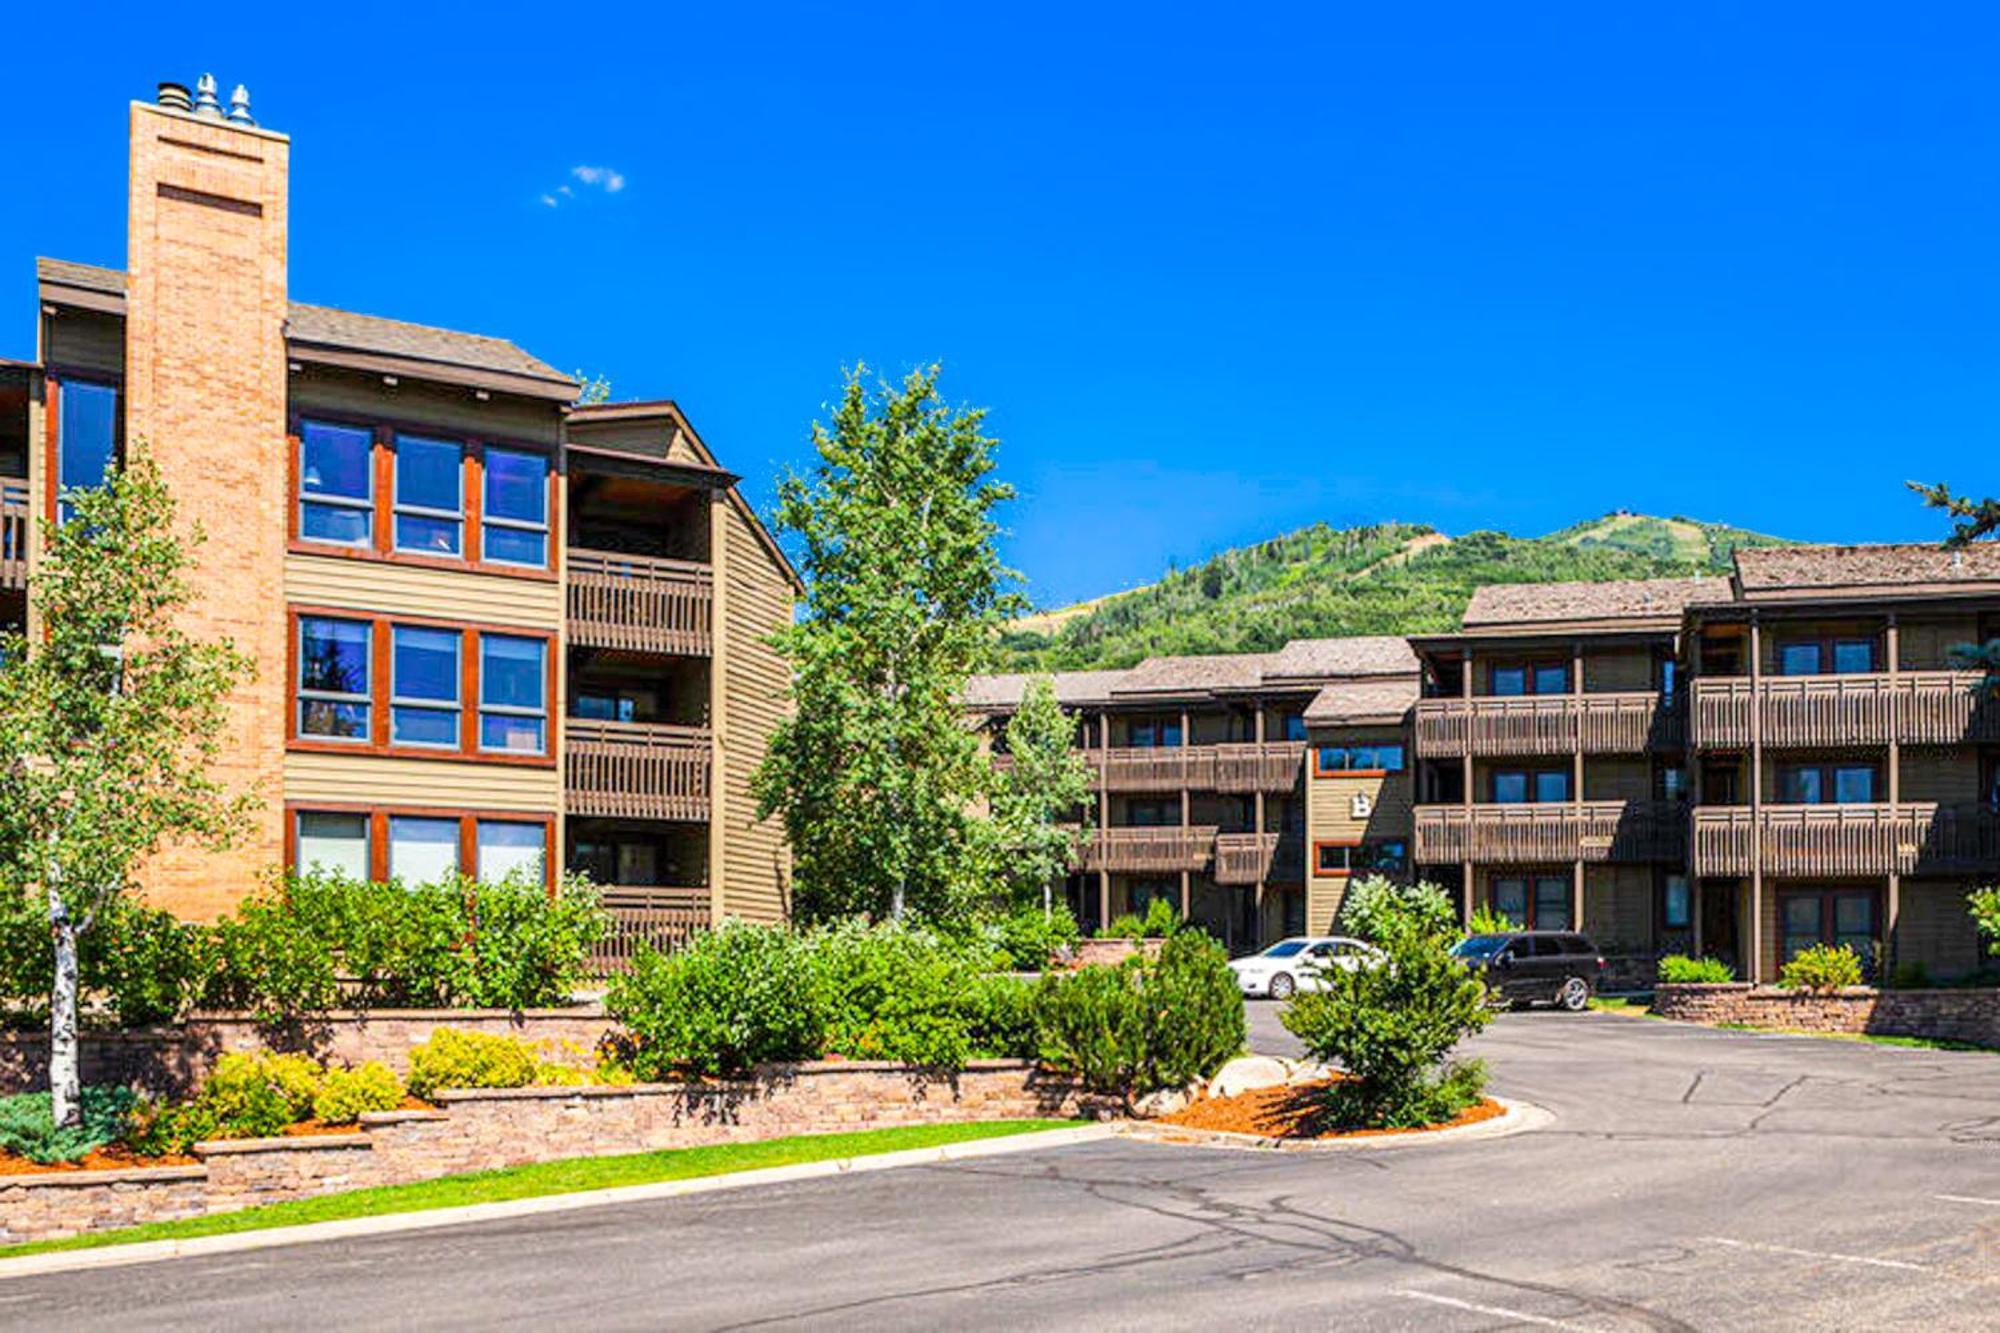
left=6, top=1008, right=2000, bottom=1330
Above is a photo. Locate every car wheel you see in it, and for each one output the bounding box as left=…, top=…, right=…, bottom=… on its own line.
left=1556, top=976, right=1591, bottom=1012
left=1269, top=972, right=1296, bottom=1001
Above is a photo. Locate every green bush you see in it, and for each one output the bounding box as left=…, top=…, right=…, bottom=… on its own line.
left=606, top=923, right=826, bottom=1078
left=964, top=974, right=1040, bottom=1058
left=204, top=1050, right=324, bottom=1137
left=1035, top=932, right=1243, bottom=1095
left=312, top=1062, right=406, bottom=1124
left=980, top=904, right=1080, bottom=971
left=1464, top=905, right=1517, bottom=937
left=0, top=892, right=209, bottom=1028
left=1282, top=896, right=1491, bottom=1129
left=1336, top=875, right=1458, bottom=942
left=1658, top=954, right=1734, bottom=984
left=0, top=1088, right=137, bottom=1164
left=1969, top=887, right=2000, bottom=959
left=808, top=921, right=979, bottom=1068
left=405, top=1028, right=543, bottom=1099
left=1095, top=896, right=1182, bottom=940
left=1888, top=960, right=1932, bottom=990
left=1778, top=943, right=1865, bottom=993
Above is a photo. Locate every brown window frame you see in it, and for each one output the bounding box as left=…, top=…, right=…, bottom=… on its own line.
left=1312, top=742, right=1406, bottom=778
left=1485, top=658, right=1571, bottom=697
left=1487, top=872, right=1573, bottom=930
left=285, top=802, right=556, bottom=892
left=42, top=371, right=128, bottom=535
left=1488, top=765, right=1573, bottom=804
left=288, top=413, right=560, bottom=581
left=1776, top=885, right=1881, bottom=967
left=1773, top=634, right=1880, bottom=677
left=1772, top=760, right=1880, bottom=806
left=1312, top=838, right=1409, bottom=879
left=288, top=606, right=557, bottom=768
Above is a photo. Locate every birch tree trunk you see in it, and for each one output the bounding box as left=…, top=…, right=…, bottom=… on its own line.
left=47, top=874, right=81, bottom=1130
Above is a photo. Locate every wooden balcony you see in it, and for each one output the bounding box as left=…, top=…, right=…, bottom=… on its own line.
left=1690, top=803, right=2000, bottom=877
left=564, top=719, right=712, bottom=822
left=1082, top=825, right=1220, bottom=874
left=589, top=886, right=711, bottom=973
left=1213, top=831, right=1307, bottom=885
left=1414, top=801, right=1687, bottom=865
left=1212, top=741, right=1307, bottom=792
left=1413, top=692, right=1683, bottom=759
left=567, top=549, right=713, bottom=657
left=1690, top=673, right=2000, bottom=750
left=0, top=476, right=26, bottom=594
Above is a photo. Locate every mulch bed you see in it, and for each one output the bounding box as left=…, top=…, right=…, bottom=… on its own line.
left=0, top=1144, right=197, bottom=1176
left=1159, top=1079, right=1505, bottom=1140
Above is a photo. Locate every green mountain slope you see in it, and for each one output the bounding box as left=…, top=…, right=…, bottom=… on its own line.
left=994, top=513, right=1791, bottom=672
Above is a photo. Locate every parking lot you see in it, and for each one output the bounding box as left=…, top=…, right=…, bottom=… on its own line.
left=7, top=1008, right=2000, bottom=1329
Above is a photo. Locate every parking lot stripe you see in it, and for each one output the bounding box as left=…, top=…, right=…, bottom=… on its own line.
left=1934, top=1194, right=2000, bottom=1208
left=1392, top=1290, right=1601, bottom=1330
left=1699, top=1237, right=1930, bottom=1272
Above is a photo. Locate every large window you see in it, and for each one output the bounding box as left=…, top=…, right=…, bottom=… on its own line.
left=1315, top=743, right=1405, bottom=775
left=1780, top=889, right=1878, bottom=968
left=293, top=614, right=550, bottom=761
left=1129, top=717, right=1183, bottom=748
left=1492, top=767, right=1571, bottom=803
left=480, top=635, right=548, bottom=754
left=1314, top=839, right=1408, bottom=877
left=1776, top=637, right=1878, bottom=676
left=394, top=434, right=464, bottom=555
left=298, top=420, right=374, bottom=545
left=391, top=626, right=462, bottom=748
left=389, top=816, right=462, bottom=886
left=1489, top=661, right=1569, bottom=697
left=1776, top=762, right=1877, bottom=805
left=57, top=379, right=119, bottom=523
left=1661, top=874, right=1692, bottom=931
left=1492, top=874, right=1572, bottom=931
left=298, top=617, right=372, bottom=741
left=482, top=447, right=550, bottom=567
left=296, top=812, right=370, bottom=880
left=477, top=820, right=547, bottom=884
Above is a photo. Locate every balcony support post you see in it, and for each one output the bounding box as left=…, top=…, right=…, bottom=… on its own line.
left=1461, top=860, right=1474, bottom=924
left=1749, top=613, right=1764, bottom=982
left=1097, top=713, right=1111, bottom=930
left=1572, top=859, right=1584, bottom=935
left=1887, top=615, right=1901, bottom=972
left=1179, top=709, right=1192, bottom=922
left=1253, top=705, right=1267, bottom=911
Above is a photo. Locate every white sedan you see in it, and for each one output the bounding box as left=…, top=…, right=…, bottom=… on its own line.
left=1228, top=936, right=1381, bottom=1000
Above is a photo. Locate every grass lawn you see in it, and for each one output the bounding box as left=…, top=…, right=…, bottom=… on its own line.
left=0, top=1119, right=1079, bottom=1260
left=1587, top=996, right=1661, bottom=1016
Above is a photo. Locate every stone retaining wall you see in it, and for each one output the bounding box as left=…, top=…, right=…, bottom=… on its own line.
left=1652, top=983, right=2000, bottom=1045
left=0, top=1060, right=1094, bottom=1246
left=0, top=1008, right=615, bottom=1098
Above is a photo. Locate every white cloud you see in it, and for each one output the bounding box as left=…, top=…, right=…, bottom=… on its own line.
left=570, top=165, right=626, bottom=193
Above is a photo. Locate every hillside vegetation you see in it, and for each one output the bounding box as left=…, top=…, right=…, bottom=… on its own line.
left=993, top=513, right=1790, bottom=672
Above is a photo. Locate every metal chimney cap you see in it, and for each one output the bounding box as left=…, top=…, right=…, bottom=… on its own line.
left=156, top=80, right=192, bottom=112
left=193, top=73, right=224, bottom=119
left=227, top=84, right=255, bottom=126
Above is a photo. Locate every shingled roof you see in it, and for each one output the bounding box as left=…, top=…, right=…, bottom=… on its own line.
left=36, top=258, right=575, bottom=397
left=1734, top=542, right=2000, bottom=595
left=1462, top=576, right=1733, bottom=630
left=1303, top=676, right=1421, bottom=727
left=1266, top=635, right=1419, bottom=681
left=1111, top=652, right=1280, bottom=697
left=962, top=670, right=1133, bottom=711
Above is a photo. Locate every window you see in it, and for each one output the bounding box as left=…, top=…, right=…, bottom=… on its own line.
left=1777, top=763, right=1876, bottom=804
left=1490, top=661, right=1568, bottom=696
left=391, top=626, right=461, bottom=747
left=1282, top=714, right=1308, bottom=743
left=394, top=434, right=464, bottom=555
left=1313, top=840, right=1409, bottom=877
left=1126, top=799, right=1177, bottom=827
left=482, top=447, right=550, bottom=567
left=1492, top=768, right=1570, bottom=803
left=477, top=820, right=547, bottom=884
left=298, top=420, right=373, bottom=545
left=1129, top=717, right=1183, bottom=748
left=1662, top=874, right=1691, bottom=930
left=1492, top=875, right=1571, bottom=930
left=298, top=617, right=372, bottom=741
left=296, top=812, right=369, bottom=880
left=57, top=379, right=119, bottom=524
left=1780, top=888, right=1879, bottom=969
left=388, top=816, right=461, bottom=885
left=1658, top=766, right=1687, bottom=802
left=1314, top=744, right=1405, bottom=775
left=480, top=635, right=548, bottom=754
left=1778, top=637, right=1878, bottom=676
left=1832, top=639, right=1875, bottom=674
left=575, top=691, right=642, bottom=723
left=1777, top=642, right=1821, bottom=676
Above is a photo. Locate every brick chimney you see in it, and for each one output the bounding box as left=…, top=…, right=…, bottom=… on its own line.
left=123, top=80, right=289, bottom=918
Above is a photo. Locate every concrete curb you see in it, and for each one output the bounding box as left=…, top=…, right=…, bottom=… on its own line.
left=1116, top=1096, right=1550, bottom=1152
left=0, top=1123, right=1116, bottom=1281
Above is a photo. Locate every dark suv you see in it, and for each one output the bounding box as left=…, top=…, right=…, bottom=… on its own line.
left=1451, top=931, right=1606, bottom=1011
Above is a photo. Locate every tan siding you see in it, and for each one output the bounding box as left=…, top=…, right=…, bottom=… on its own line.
left=1585, top=647, right=1653, bottom=694
left=285, top=554, right=561, bottom=629
left=290, top=369, right=563, bottom=445
left=717, top=500, right=795, bottom=923
left=1895, top=879, right=1982, bottom=980
left=1304, top=725, right=1413, bottom=930
left=284, top=752, right=560, bottom=812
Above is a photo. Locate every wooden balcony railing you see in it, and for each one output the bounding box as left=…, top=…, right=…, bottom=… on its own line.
left=1082, top=826, right=1220, bottom=873
left=1093, top=746, right=1214, bottom=792
left=565, top=719, right=712, bottom=822
left=589, top=887, right=712, bottom=973
left=1212, top=831, right=1307, bottom=885
left=1690, top=673, right=2000, bottom=750
left=1211, top=741, right=1307, bottom=792
left=1414, top=801, right=1687, bottom=865
left=1690, top=803, right=2000, bottom=877
left=0, top=476, right=26, bottom=594
left=1413, top=692, right=1683, bottom=759
left=567, top=549, right=713, bottom=657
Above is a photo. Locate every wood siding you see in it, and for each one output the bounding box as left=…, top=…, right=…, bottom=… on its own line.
left=716, top=499, right=794, bottom=924
left=286, top=553, right=562, bottom=629
left=284, top=751, right=560, bottom=813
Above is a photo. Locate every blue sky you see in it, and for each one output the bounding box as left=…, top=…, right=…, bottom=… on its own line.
left=3, top=4, right=1994, bottom=606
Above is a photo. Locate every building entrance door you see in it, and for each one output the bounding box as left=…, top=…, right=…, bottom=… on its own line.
left=1699, top=880, right=1740, bottom=975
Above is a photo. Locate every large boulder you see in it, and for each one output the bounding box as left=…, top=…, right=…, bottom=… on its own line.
left=1207, top=1055, right=1292, bottom=1099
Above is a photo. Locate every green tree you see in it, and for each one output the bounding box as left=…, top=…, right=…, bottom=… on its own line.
left=1911, top=482, right=2000, bottom=693
left=0, top=451, right=256, bottom=1127
left=988, top=677, right=1094, bottom=916
left=755, top=365, right=1025, bottom=923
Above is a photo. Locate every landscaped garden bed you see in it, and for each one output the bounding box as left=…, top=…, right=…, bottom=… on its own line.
left=1157, top=1079, right=1507, bottom=1142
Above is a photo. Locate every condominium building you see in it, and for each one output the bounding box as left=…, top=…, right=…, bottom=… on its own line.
left=972, top=548, right=2000, bottom=981
left=2, top=80, right=798, bottom=944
